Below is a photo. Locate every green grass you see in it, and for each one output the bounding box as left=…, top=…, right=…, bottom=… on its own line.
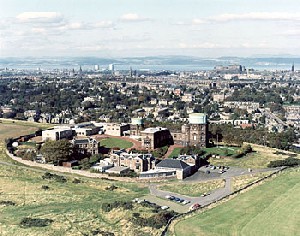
left=209, top=143, right=299, bottom=169
left=100, top=137, right=133, bottom=149
left=0, top=120, right=166, bottom=235
left=203, top=146, right=238, bottom=156
left=158, top=179, right=225, bottom=197
left=231, top=171, right=273, bottom=192
left=168, top=148, right=182, bottom=158
left=172, top=168, right=300, bottom=236
left=0, top=162, right=152, bottom=235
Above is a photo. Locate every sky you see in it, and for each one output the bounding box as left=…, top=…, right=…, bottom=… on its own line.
left=0, top=0, right=300, bottom=58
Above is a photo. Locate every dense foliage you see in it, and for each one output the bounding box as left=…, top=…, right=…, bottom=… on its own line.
left=20, top=218, right=54, bottom=228
left=40, top=139, right=74, bottom=163
left=268, top=157, right=300, bottom=168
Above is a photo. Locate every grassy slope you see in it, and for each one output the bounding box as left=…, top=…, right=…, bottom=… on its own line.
left=100, top=138, right=133, bottom=149
left=209, top=143, right=299, bottom=169
left=0, top=120, right=158, bottom=236
left=158, top=179, right=225, bottom=197
left=173, top=168, right=300, bottom=236
left=0, top=164, right=150, bottom=236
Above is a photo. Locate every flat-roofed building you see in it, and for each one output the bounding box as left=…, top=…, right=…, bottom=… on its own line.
left=140, top=127, right=173, bottom=149
left=104, top=123, right=130, bottom=136
left=42, top=127, right=73, bottom=141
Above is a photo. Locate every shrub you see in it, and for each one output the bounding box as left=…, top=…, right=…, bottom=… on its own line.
left=42, top=172, right=67, bottom=183
left=72, top=178, right=81, bottom=184
left=0, top=201, right=16, bottom=206
left=41, top=185, right=50, bottom=190
left=91, top=230, right=115, bottom=236
left=101, top=201, right=133, bottom=212
left=268, top=157, right=300, bottom=168
left=131, top=211, right=176, bottom=229
left=105, top=185, right=118, bottom=191
left=20, top=217, right=54, bottom=228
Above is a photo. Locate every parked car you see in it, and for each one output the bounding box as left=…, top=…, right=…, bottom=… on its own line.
left=190, top=203, right=201, bottom=211
left=182, top=200, right=190, bottom=205
left=161, top=206, right=169, bottom=210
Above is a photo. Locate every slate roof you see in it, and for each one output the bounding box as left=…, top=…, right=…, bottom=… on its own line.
left=156, top=159, right=190, bottom=170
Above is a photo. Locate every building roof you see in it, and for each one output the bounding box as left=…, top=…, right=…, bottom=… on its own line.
left=141, top=127, right=167, bottom=134
left=156, top=159, right=190, bottom=170
left=73, top=138, right=97, bottom=144
left=105, top=166, right=129, bottom=173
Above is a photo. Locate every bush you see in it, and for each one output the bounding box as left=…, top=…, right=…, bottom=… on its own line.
left=268, top=157, right=300, bottom=168
left=20, top=217, right=54, bottom=228
left=91, top=230, right=114, bottom=236
left=101, top=201, right=133, bottom=212
left=105, top=185, right=118, bottom=191
left=42, top=172, right=67, bottom=183
left=0, top=200, right=16, bottom=206
left=41, top=185, right=50, bottom=190
left=72, top=178, right=81, bottom=184
left=131, top=211, right=176, bottom=229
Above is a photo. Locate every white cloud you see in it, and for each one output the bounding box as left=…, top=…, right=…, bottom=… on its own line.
left=178, top=42, right=223, bottom=49
left=120, top=13, right=150, bottom=22
left=93, top=21, right=114, bottom=28
left=16, top=12, right=64, bottom=24
left=211, top=12, right=300, bottom=22
left=192, top=19, right=206, bottom=25
left=192, top=12, right=300, bottom=25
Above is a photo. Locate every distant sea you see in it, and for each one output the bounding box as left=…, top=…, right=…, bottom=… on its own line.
left=0, top=57, right=299, bottom=71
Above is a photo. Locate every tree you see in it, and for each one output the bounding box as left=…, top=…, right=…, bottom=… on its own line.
left=41, top=139, right=73, bottom=163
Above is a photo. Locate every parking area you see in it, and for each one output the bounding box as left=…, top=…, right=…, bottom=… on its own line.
left=142, top=195, right=189, bottom=213
left=184, top=165, right=263, bottom=182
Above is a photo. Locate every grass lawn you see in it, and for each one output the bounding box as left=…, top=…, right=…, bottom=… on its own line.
left=172, top=167, right=300, bottom=236
left=168, top=147, right=182, bottom=158
left=203, top=146, right=238, bottom=156
left=158, top=179, right=225, bottom=197
left=231, top=171, right=274, bottom=192
left=100, top=137, right=133, bottom=149
left=209, top=143, right=299, bottom=169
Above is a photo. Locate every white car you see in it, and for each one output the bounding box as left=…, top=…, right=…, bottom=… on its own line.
left=161, top=206, right=169, bottom=210
left=182, top=200, right=190, bottom=205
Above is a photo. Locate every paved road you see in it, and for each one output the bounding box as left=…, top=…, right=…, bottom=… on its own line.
left=147, top=166, right=281, bottom=212
left=149, top=178, right=232, bottom=209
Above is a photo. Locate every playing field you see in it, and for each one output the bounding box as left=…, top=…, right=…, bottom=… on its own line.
left=172, top=168, right=300, bottom=236
left=100, top=137, right=133, bottom=149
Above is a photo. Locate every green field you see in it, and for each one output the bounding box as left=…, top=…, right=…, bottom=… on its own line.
left=158, top=179, right=225, bottom=197
left=100, top=137, right=133, bottom=149
left=203, top=146, right=238, bottom=156
left=209, top=143, right=298, bottom=169
left=168, top=147, right=182, bottom=158
left=0, top=164, right=152, bottom=236
left=172, top=168, right=300, bottom=236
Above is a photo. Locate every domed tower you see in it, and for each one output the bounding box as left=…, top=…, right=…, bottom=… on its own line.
left=186, top=113, right=208, bottom=147
left=130, top=118, right=144, bottom=136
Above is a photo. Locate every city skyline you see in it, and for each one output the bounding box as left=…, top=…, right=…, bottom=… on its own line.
left=1, top=0, right=300, bottom=58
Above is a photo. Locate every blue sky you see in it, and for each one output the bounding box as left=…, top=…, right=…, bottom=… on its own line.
left=1, top=0, right=300, bottom=57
